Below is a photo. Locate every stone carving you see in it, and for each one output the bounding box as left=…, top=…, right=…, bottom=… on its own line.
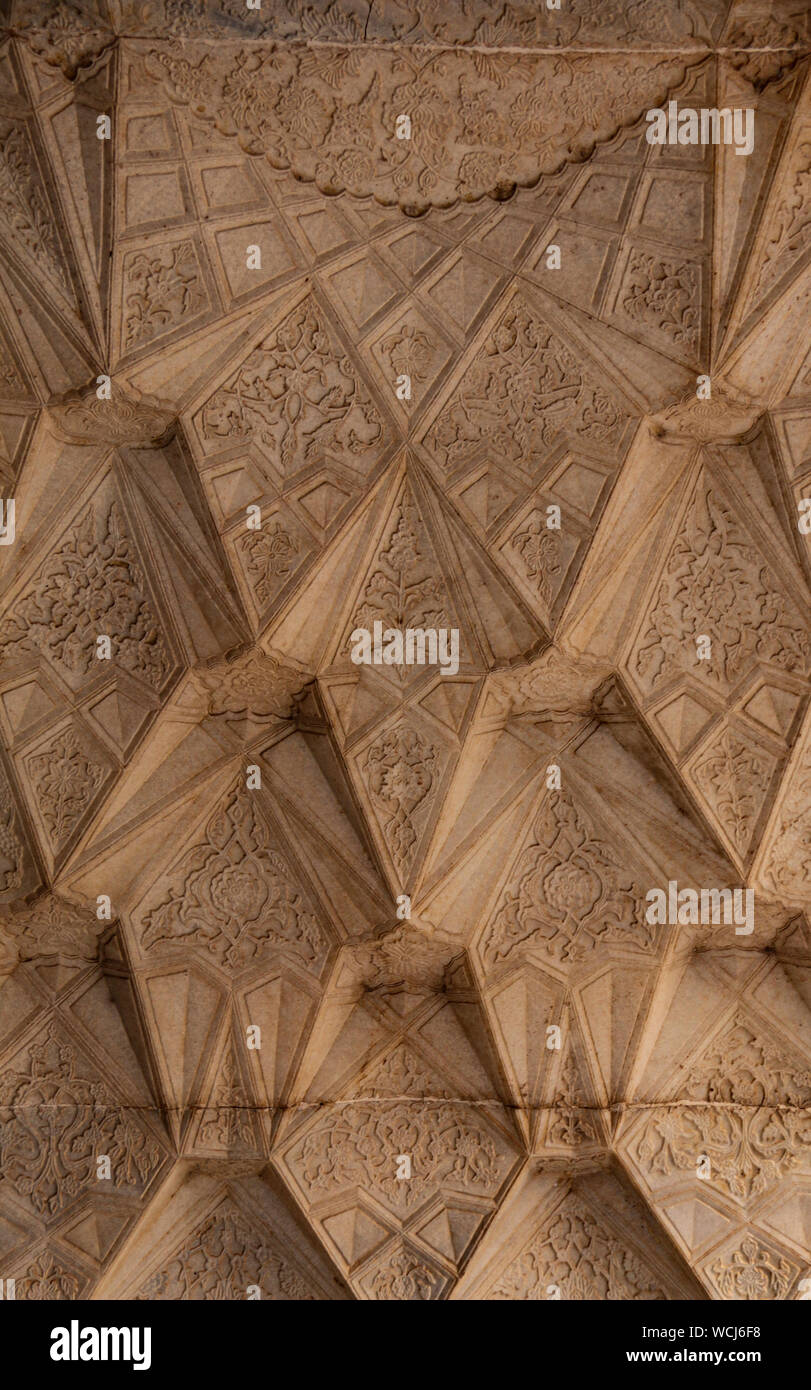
left=0, top=501, right=171, bottom=691
left=725, top=10, right=809, bottom=89
left=0, top=341, right=27, bottom=398
left=510, top=511, right=563, bottom=602
left=548, top=1052, right=598, bottom=1148
left=198, top=1041, right=257, bottom=1153
left=489, top=1195, right=667, bottom=1300
left=692, top=726, right=774, bottom=855
left=636, top=1015, right=811, bottom=1201
left=137, top=1205, right=315, bottom=1300
left=425, top=296, right=630, bottom=474
left=239, top=521, right=302, bottom=606
left=753, top=139, right=811, bottom=302
left=348, top=923, right=455, bottom=995
left=46, top=385, right=175, bottom=447
left=123, top=239, right=208, bottom=351
left=482, top=789, right=654, bottom=965
left=619, top=250, right=700, bottom=354
left=197, top=646, right=310, bottom=727
left=379, top=323, right=434, bottom=397
left=199, top=296, right=385, bottom=477
left=141, top=784, right=328, bottom=972
left=493, top=647, right=609, bottom=717
left=291, top=1042, right=508, bottom=1211
left=0, top=927, right=19, bottom=980
left=0, top=893, right=100, bottom=961
left=16, top=1252, right=82, bottom=1301
left=0, top=1027, right=161, bottom=1217
left=649, top=386, right=761, bottom=442
left=0, top=774, right=23, bottom=894
left=145, top=44, right=689, bottom=213
left=710, top=1235, right=795, bottom=1300
left=363, top=724, right=440, bottom=875
left=368, top=1247, right=442, bottom=1301
left=13, top=2, right=115, bottom=79
left=634, top=478, right=809, bottom=693
left=763, top=738, right=811, bottom=901
left=0, top=120, right=70, bottom=295
left=26, top=727, right=106, bottom=850
left=1, top=0, right=809, bottom=1305
left=10, top=0, right=726, bottom=52
left=348, top=491, right=452, bottom=670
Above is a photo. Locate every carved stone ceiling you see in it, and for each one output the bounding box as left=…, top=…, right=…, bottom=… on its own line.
left=0, top=0, right=810, bottom=1304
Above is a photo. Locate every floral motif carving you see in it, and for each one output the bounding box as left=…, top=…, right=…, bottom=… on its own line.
left=371, top=1043, right=446, bottom=1097
left=348, top=923, right=454, bottom=996
left=137, top=1206, right=315, bottom=1300
left=363, top=724, right=440, bottom=875
left=0, top=501, right=171, bottom=691
left=482, top=789, right=653, bottom=966
left=0, top=773, right=23, bottom=894
left=141, top=784, right=328, bottom=972
left=15, top=0, right=721, bottom=50
left=26, top=727, right=106, bottom=850
left=368, top=1247, right=442, bottom=1301
left=2, top=0, right=809, bottom=1306
left=290, top=1043, right=509, bottom=1212
left=198, top=1041, right=257, bottom=1153
left=0, top=340, right=27, bottom=398
left=634, top=479, right=809, bottom=693
left=123, top=239, right=208, bottom=351
left=0, top=893, right=100, bottom=961
left=548, top=1053, right=598, bottom=1148
left=239, top=521, right=303, bottom=606
left=0, top=121, right=70, bottom=295
left=17, top=1252, right=82, bottom=1300
left=0, top=1027, right=161, bottom=1217
left=145, top=44, right=688, bottom=214
left=200, top=296, right=385, bottom=477
left=710, top=1235, right=795, bottom=1300
left=649, top=386, right=760, bottom=443
left=425, top=296, right=630, bottom=475
left=198, top=646, right=310, bottom=727
left=636, top=1016, right=811, bottom=1201
left=47, top=385, right=175, bottom=447
left=753, top=139, right=811, bottom=302
left=566, top=0, right=715, bottom=46
left=725, top=11, right=808, bottom=89
left=494, top=647, right=608, bottom=717
left=15, top=2, right=114, bottom=79
left=380, top=324, right=433, bottom=383
left=619, top=250, right=700, bottom=354
left=348, top=491, right=452, bottom=674
left=510, top=511, right=563, bottom=602
left=379, top=323, right=435, bottom=404
left=763, top=738, right=811, bottom=902
left=692, top=726, right=774, bottom=855
left=489, top=1196, right=667, bottom=1300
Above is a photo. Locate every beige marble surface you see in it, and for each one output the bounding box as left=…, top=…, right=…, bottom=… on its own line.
left=0, top=0, right=809, bottom=1301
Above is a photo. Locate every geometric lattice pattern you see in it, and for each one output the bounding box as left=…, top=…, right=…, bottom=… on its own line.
left=0, top=0, right=810, bottom=1300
